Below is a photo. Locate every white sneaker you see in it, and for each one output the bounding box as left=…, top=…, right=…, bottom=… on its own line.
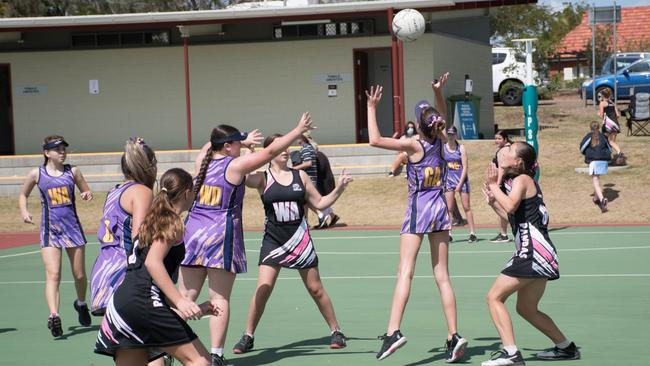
left=482, top=350, right=525, bottom=366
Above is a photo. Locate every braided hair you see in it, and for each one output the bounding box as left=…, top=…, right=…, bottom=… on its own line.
left=193, top=124, right=241, bottom=198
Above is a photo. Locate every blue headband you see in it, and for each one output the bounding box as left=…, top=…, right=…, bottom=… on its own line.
left=43, top=139, right=68, bottom=150
left=211, top=132, right=248, bottom=146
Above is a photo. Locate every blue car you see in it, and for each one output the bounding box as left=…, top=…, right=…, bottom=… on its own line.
left=582, top=58, right=650, bottom=100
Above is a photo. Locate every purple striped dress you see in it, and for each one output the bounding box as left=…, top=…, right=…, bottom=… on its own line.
left=182, top=157, right=247, bottom=273
left=37, top=164, right=86, bottom=248
left=401, top=139, right=451, bottom=234
left=90, top=181, right=138, bottom=315
left=443, top=144, right=470, bottom=193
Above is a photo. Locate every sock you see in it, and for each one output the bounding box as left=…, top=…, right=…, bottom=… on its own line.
left=75, top=299, right=87, bottom=307
left=49, top=312, right=59, bottom=318
left=331, top=328, right=341, bottom=335
left=555, top=339, right=572, bottom=349
left=503, top=345, right=518, bottom=355
left=211, top=347, right=223, bottom=356
left=245, top=332, right=254, bottom=339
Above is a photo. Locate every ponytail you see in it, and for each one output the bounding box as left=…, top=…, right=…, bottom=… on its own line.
left=194, top=146, right=213, bottom=199
left=502, top=142, right=537, bottom=180
left=121, top=137, right=157, bottom=189
left=138, top=168, right=193, bottom=248
left=589, top=121, right=600, bottom=147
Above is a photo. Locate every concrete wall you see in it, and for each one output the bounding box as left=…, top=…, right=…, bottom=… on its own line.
left=1, top=11, right=494, bottom=154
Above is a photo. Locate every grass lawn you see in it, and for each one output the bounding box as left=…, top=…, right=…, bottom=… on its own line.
left=1, top=94, right=648, bottom=235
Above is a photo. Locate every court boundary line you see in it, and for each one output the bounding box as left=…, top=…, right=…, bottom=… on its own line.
left=1, top=273, right=649, bottom=285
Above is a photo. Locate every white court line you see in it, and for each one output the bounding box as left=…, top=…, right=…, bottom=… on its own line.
left=1, top=273, right=649, bottom=285
left=246, top=245, right=650, bottom=255
left=2, top=242, right=649, bottom=260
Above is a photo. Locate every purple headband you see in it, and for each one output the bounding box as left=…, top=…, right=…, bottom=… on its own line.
left=426, top=113, right=443, bottom=127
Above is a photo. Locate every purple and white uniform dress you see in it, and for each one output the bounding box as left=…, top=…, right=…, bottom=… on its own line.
left=501, top=178, right=559, bottom=280
left=90, top=182, right=138, bottom=316
left=401, top=139, right=451, bottom=234
left=182, top=157, right=247, bottom=273
left=443, top=144, right=470, bottom=193
left=37, top=164, right=86, bottom=248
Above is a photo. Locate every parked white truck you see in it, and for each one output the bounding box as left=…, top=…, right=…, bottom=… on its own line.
left=492, top=47, right=538, bottom=106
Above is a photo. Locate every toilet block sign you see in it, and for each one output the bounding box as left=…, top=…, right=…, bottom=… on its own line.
left=89, top=80, right=99, bottom=95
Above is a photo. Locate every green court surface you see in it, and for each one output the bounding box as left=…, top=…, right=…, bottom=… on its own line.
left=1, top=226, right=649, bottom=365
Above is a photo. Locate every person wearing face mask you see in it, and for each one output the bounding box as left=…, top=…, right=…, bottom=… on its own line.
left=387, top=121, right=418, bottom=177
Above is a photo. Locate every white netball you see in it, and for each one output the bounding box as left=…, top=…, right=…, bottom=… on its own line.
left=392, top=9, right=426, bottom=42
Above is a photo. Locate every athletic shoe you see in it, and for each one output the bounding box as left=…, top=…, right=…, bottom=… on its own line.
left=451, top=219, right=462, bottom=226
left=329, top=214, right=340, bottom=227
left=330, top=330, right=347, bottom=349
left=490, top=234, right=511, bottom=243
left=73, top=300, right=91, bottom=327
left=376, top=330, right=407, bottom=360
left=481, top=350, right=525, bottom=366
left=388, top=171, right=395, bottom=177
left=468, top=234, right=478, bottom=243
left=599, top=198, right=608, bottom=213
left=592, top=196, right=600, bottom=205
left=47, top=314, right=63, bottom=337
left=316, top=214, right=330, bottom=229
left=444, top=333, right=468, bottom=363
left=449, top=235, right=454, bottom=243
left=211, top=354, right=231, bottom=366
left=232, top=334, right=254, bottom=354
left=536, top=342, right=581, bottom=360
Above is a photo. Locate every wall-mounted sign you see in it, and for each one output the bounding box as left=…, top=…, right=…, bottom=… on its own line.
left=328, top=84, right=337, bottom=97
left=318, top=73, right=352, bottom=83
left=89, top=80, right=99, bottom=95
left=16, top=85, right=48, bottom=96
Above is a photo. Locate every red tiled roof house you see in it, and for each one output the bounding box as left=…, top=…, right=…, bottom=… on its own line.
left=550, top=5, right=650, bottom=80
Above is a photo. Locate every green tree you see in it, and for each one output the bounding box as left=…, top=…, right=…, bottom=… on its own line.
left=490, top=3, right=586, bottom=76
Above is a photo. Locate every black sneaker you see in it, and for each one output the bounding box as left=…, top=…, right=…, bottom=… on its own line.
left=490, top=234, right=510, bottom=243
left=316, top=215, right=330, bottom=229
left=388, top=171, right=395, bottom=177
left=468, top=234, right=478, bottom=243
left=599, top=198, right=608, bottom=213
left=536, top=342, right=581, bottom=360
left=211, top=354, right=231, bottom=366
left=481, top=349, right=525, bottom=366
left=329, top=214, right=340, bottom=227
left=449, top=235, right=454, bottom=243
left=232, top=333, right=254, bottom=354
left=73, top=300, right=92, bottom=327
left=444, top=333, right=468, bottom=363
left=330, top=330, right=347, bottom=349
left=47, top=314, right=63, bottom=337
left=376, top=330, right=407, bottom=360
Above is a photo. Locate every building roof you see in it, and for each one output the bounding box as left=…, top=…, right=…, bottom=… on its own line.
left=557, top=5, right=650, bottom=55
left=0, top=0, right=535, bottom=32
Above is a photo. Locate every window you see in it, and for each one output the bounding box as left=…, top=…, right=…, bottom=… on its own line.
left=514, top=53, right=526, bottom=63
left=492, top=53, right=506, bottom=65
left=273, top=20, right=373, bottom=39
left=627, top=61, right=650, bottom=73
left=71, top=30, right=170, bottom=48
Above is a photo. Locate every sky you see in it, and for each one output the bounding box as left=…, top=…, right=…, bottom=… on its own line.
left=540, top=0, right=650, bottom=11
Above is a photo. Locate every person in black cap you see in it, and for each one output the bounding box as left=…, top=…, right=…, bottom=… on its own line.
left=18, top=135, right=93, bottom=337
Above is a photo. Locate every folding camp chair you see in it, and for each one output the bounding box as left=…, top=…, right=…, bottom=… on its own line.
left=623, top=92, right=650, bottom=136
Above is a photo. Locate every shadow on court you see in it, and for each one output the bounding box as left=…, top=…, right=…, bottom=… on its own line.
left=54, top=325, right=100, bottom=340
left=405, top=339, right=502, bottom=366
left=0, top=328, right=17, bottom=334
left=230, top=336, right=375, bottom=365
left=548, top=226, right=570, bottom=232
left=603, top=184, right=620, bottom=202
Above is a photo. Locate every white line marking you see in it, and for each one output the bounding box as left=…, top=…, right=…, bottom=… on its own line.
left=245, top=245, right=650, bottom=255
left=1, top=273, right=649, bottom=285
left=2, top=243, right=648, bottom=260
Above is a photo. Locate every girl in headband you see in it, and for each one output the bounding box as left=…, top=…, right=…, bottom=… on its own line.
left=178, top=114, right=314, bottom=366
left=18, top=135, right=93, bottom=337
left=366, top=74, right=468, bottom=363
